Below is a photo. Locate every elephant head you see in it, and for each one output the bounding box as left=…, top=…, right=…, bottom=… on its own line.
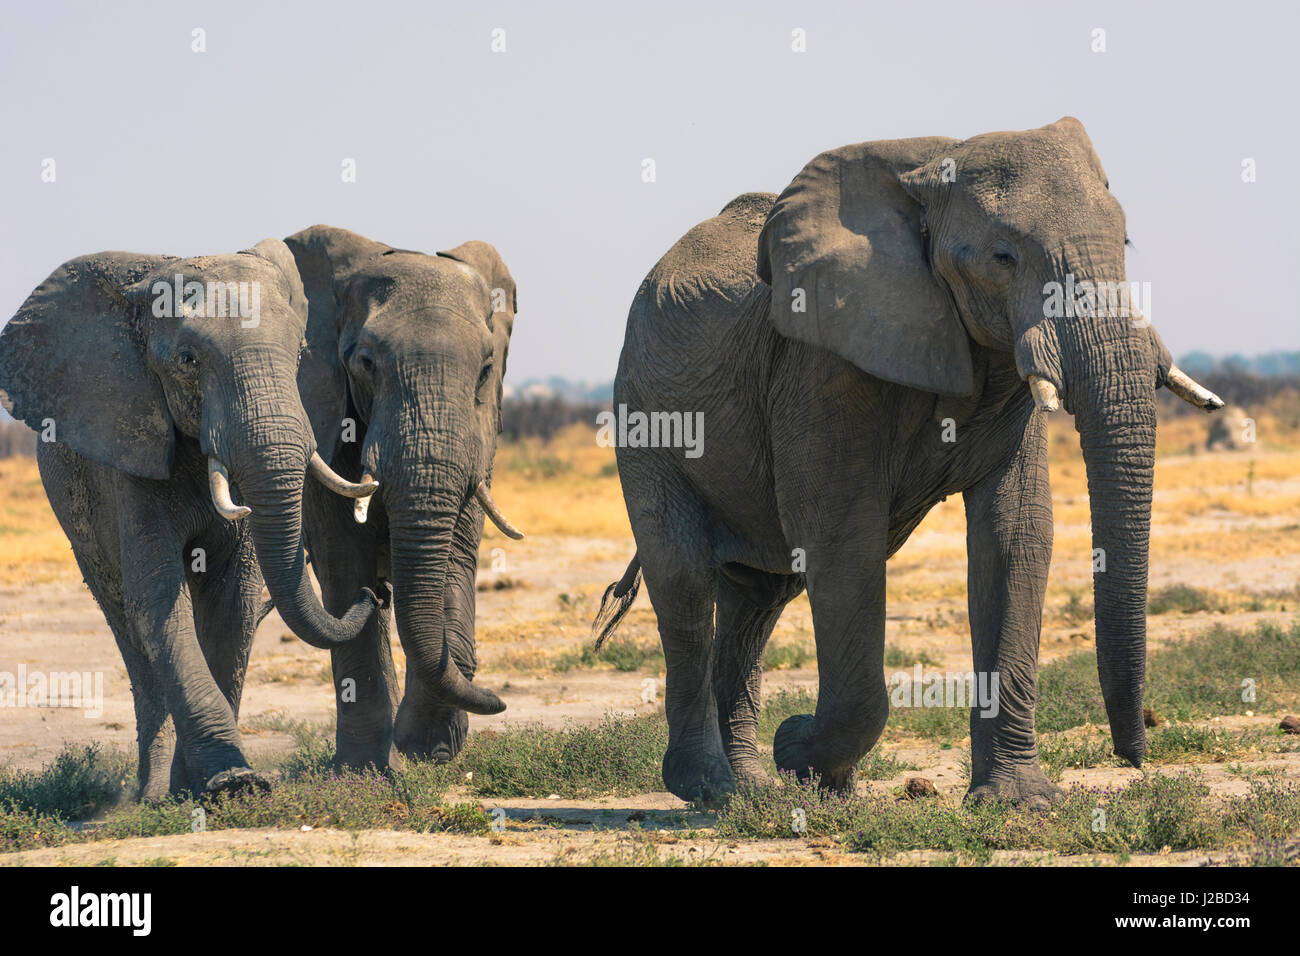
left=758, top=117, right=1222, bottom=767
left=286, top=225, right=519, bottom=759
left=0, top=240, right=379, bottom=648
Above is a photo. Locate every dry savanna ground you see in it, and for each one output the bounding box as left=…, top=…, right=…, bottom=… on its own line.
left=2, top=396, right=1299, bottom=866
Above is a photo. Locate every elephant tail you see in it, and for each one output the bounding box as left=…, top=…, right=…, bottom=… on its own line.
left=591, top=555, right=643, bottom=651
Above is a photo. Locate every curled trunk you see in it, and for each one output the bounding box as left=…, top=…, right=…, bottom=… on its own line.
left=245, top=479, right=378, bottom=649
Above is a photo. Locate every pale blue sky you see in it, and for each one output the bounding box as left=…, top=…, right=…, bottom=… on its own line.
left=2, top=0, right=1296, bottom=382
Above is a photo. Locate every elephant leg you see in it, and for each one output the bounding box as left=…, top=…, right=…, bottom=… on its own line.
left=962, top=413, right=1061, bottom=808
left=98, top=594, right=176, bottom=802
left=37, top=446, right=176, bottom=800
left=711, top=565, right=803, bottom=788
left=118, top=482, right=252, bottom=795
left=183, top=531, right=267, bottom=790
left=773, top=526, right=889, bottom=793
left=633, top=496, right=729, bottom=803
left=303, top=482, right=399, bottom=771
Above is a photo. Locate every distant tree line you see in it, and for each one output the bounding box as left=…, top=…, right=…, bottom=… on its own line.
left=0, top=399, right=610, bottom=458
left=3, top=374, right=1297, bottom=458
left=1156, top=372, right=1300, bottom=420
left=499, top=396, right=608, bottom=442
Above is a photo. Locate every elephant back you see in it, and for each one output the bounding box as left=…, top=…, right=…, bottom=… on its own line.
left=642, top=192, right=774, bottom=318
left=618, top=193, right=777, bottom=403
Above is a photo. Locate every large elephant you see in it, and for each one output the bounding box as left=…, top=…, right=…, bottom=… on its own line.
left=0, top=240, right=380, bottom=799
left=285, top=226, right=520, bottom=771
left=594, top=118, right=1224, bottom=806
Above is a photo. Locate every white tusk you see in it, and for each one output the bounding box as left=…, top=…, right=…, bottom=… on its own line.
left=353, top=475, right=376, bottom=525
left=208, top=458, right=251, bottom=521
left=1027, top=375, right=1061, bottom=413
left=310, top=452, right=380, bottom=498
left=475, top=481, right=524, bottom=540
left=1165, top=366, right=1225, bottom=413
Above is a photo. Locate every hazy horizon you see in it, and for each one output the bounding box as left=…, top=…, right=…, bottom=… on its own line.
left=2, top=0, right=1297, bottom=383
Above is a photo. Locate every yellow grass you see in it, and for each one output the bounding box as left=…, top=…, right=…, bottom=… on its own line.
left=4, top=406, right=1299, bottom=619
left=484, top=424, right=630, bottom=542
left=0, top=457, right=78, bottom=585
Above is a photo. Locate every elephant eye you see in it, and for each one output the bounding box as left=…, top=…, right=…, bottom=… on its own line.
left=476, top=361, right=495, bottom=403
left=177, top=347, right=198, bottom=367
left=992, top=251, right=1017, bottom=269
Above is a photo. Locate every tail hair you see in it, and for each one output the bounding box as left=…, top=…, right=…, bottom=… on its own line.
left=591, top=555, right=643, bottom=651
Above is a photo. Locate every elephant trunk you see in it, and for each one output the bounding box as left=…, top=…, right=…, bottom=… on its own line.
left=242, top=468, right=378, bottom=649
left=212, top=348, right=376, bottom=648
left=1057, top=305, right=1157, bottom=767
left=386, top=479, right=505, bottom=716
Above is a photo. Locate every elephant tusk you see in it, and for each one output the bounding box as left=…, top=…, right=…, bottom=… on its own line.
left=208, top=458, right=251, bottom=521
left=475, top=481, right=524, bottom=540
left=1027, top=375, right=1061, bottom=413
left=309, top=452, right=380, bottom=498
left=353, top=474, right=376, bottom=525
left=1165, top=366, right=1225, bottom=413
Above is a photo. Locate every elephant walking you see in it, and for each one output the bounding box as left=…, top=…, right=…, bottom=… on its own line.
left=595, top=119, right=1223, bottom=805
left=286, top=226, right=521, bottom=771
left=0, top=240, right=379, bottom=798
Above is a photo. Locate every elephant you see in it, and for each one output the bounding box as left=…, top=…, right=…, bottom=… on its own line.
left=1206, top=405, right=1250, bottom=450
left=593, top=118, right=1224, bottom=806
left=0, top=240, right=380, bottom=799
left=284, top=225, right=521, bottom=771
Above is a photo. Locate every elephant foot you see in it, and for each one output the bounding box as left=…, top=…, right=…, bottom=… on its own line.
left=395, top=706, right=468, bottom=764
left=965, top=766, right=1063, bottom=811
left=773, top=714, right=858, bottom=792
left=662, top=746, right=735, bottom=807
left=201, top=767, right=270, bottom=798
left=333, top=734, right=397, bottom=774
left=137, top=772, right=173, bottom=804
left=728, top=755, right=772, bottom=792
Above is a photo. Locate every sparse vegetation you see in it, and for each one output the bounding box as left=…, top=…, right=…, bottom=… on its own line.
left=0, top=744, right=131, bottom=819
left=716, top=773, right=1300, bottom=861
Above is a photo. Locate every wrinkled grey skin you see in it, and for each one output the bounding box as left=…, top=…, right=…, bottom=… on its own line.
left=599, top=118, right=1193, bottom=806
left=287, top=226, right=516, bottom=770
left=0, top=240, right=378, bottom=799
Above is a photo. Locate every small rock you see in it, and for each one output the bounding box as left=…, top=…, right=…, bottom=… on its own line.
left=547, top=794, right=561, bottom=800
left=904, top=777, right=937, bottom=799
left=1281, top=715, right=1300, bottom=735
left=1143, top=707, right=1162, bottom=728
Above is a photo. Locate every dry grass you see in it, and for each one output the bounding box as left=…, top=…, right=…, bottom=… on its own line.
left=0, top=457, right=78, bottom=585
left=4, top=399, right=1299, bottom=630
left=484, top=424, right=630, bottom=542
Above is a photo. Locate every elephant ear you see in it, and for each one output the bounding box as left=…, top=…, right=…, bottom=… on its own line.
left=437, top=242, right=518, bottom=425
left=284, top=226, right=391, bottom=455
left=0, top=252, right=177, bottom=479
left=437, top=241, right=517, bottom=333
left=241, top=238, right=309, bottom=326
left=757, top=137, right=975, bottom=397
